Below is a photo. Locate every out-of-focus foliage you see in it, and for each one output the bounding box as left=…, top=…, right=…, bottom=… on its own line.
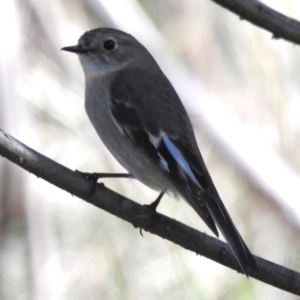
left=0, top=1, right=300, bottom=299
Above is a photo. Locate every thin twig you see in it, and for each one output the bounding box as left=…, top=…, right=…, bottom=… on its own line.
left=211, top=0, right=300, bottom=45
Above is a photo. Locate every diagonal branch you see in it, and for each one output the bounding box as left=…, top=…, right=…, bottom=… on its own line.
left=0, top=129, right=300, bottom=295
left=211, top=0, right=300, bottom=45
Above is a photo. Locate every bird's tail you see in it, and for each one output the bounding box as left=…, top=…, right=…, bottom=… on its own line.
left=203, top=188, right=258, bottom=276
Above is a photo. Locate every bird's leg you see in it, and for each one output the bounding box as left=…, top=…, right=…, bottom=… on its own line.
left=76, top=171, right=134, bottom=194
left=77, top=171, right=133, bottom=180
left=139, top=191, right=165, bottom=236
left=144, top=191, right=165, bottom=213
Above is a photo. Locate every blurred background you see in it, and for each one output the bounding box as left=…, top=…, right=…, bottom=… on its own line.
left=0, top=0, right=300, bottom=299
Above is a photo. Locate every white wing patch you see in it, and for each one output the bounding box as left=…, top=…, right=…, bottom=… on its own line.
left=111, top=115, right=125, bottom=135
left=149, top=131, right=202, bottom=188
left=148, top=131, right=164, bottom=148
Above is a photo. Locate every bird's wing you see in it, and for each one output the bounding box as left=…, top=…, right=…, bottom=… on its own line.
left=109, top=68, right=218, bottom=234
left=109, top=68, right=257, bottom=275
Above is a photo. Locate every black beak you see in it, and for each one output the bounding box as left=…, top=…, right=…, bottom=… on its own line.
left=61, top=45, right=88, bottom=54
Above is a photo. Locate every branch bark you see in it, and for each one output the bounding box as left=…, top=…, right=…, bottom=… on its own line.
left=0, top=129, right=299, bottom=295
left=211, top=0, right=300, bottom=45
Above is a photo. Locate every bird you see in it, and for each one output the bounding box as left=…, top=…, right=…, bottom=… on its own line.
left=62, top=27, right=257, bottom=276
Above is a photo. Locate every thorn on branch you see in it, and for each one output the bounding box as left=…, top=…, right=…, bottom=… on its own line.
left=139, top=228, right=144, bottom=237
left=272, top=34, right=281, bottom=40
left=257, top=4, right=264, bottom=12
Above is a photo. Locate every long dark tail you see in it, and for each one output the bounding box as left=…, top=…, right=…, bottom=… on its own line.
left=203, top=188, right=258, bottom=276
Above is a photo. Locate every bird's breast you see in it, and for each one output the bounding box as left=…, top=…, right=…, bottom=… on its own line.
left=84, top=82, right=173, bottom=192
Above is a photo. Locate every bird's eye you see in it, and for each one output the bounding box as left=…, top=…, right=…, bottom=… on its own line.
left=103, top=39, right=116, bottom=50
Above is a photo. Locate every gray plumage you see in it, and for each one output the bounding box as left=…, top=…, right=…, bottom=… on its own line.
left=62, top=28, right=257, bottom=275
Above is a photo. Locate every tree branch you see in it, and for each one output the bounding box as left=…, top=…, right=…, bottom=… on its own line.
left=0, top=129, right=299, bottom=295
left=211, top=0, right=300, bottom=45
